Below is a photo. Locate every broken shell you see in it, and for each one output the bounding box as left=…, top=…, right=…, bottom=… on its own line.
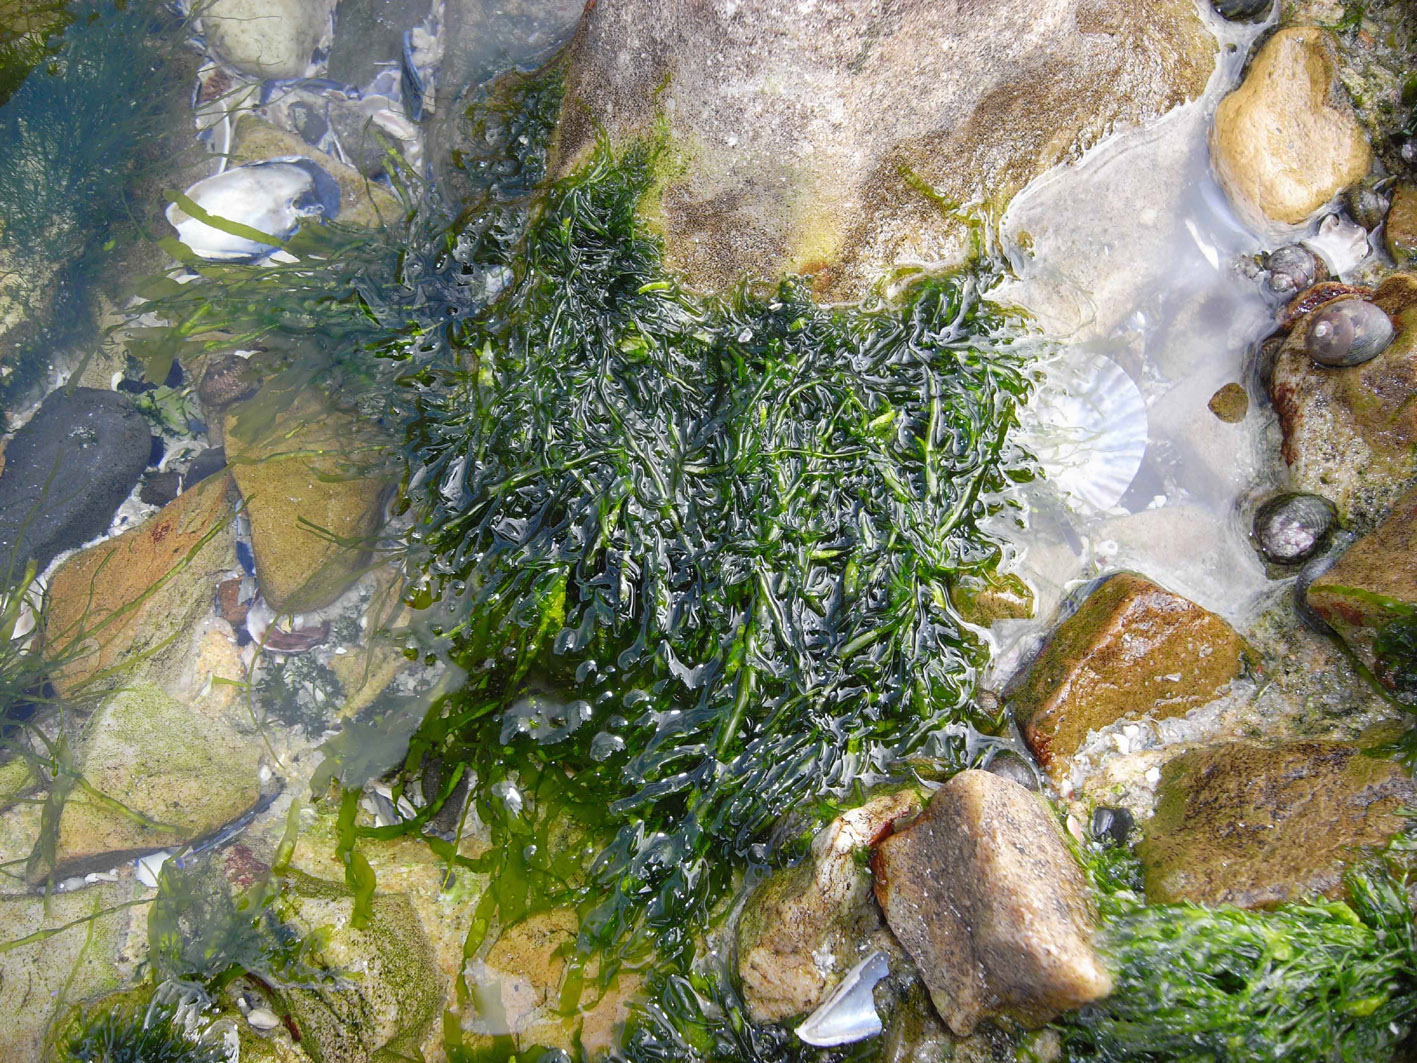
left=795, top=950, right=891, bottom=1047
left=1305, top=299, right=1394, bottom=368
left=166, top=158, right=340, bottom=261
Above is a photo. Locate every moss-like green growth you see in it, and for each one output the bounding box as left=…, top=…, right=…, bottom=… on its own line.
left=61, top=994, right=230, bottom=1063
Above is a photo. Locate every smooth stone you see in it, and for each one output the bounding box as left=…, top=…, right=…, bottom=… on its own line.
left=554, top=0, right=1214, bottom=300
left=1306, top=485, right=1417, bottom=701
left=225, top=388, right=390, bottom=612
left=1270, top=273, right=1417, bottom=527
left=202, top=0, right=336, bottom=79
left=1211, top=28, right=1372, bottom=227
left=737, top=789, right=921, bottom=1023
left=0, top=387, right=153, bottom=574
left=1008, top=573, right=1248, bottom=786
left=1385, top=183, right=1417, bottom=267
left=1138, top=740, right=1415, bottom=907
left=872, top=770, right=1111, bottom=1037
left=138, top=469, right=181, bottom=507
left=42, top=474, right=236, bottom=696
left=40, top=680, right=261, bottom=881
left=1207, top=382, right=1249, bottom=423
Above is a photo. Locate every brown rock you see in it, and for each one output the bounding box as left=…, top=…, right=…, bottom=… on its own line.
left=43, top=473, right=236, bottom=695
left=197, top=351, right=261, bottom=410
left=1211, top=28, right=1372, bottom=227
left=1306, top=484, right=1417, bottom=700
left=1207, top=382, right=1249, bottom=423
left=1009, top=573, right=1248, bottom=785
left=225, top=387, right=391, bottom=612
left=1269, top=272, right=1417, bottom=526
left=1138, top=740, right=1415, bottom=908
left=1386, top=183, right=1417, bottom=268
left=872, top=770, right=1110, bottom=1036
left=554, top=0, right=1213, bottom=300
left=737, top=789, right=921, bottom=1023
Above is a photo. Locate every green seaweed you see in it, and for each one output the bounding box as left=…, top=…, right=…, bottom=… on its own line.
left=1374, top=615, right=1417, bottom=705
left=60, top=992, right=230, bottom=1063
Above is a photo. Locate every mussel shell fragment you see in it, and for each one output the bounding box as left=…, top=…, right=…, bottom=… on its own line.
left=1251, top=492, right=1337, bottom=565
left=1262, top=244, right=1324, bottom=300
left=1211, top=0, right=1271, bottom=20
left=166, top=158, right=341, bottom=261
left=795, top=950, right=891, bottom=1047
left=1305, top=299, right=1394, bottom=368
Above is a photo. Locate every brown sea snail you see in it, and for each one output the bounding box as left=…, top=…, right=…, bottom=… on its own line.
left=1305, top=299, right=1394, bottom=368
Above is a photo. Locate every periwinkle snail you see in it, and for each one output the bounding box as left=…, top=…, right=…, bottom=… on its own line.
left=1305, top=299, right=1394, bottom=368
left=1252, top=492, right=1337, bottom=565
left=1262, top=244, right=1325, bottom=299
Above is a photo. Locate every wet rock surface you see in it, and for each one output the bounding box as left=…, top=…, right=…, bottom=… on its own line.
left=872, top=770, right=1110, bottom=1037
left=0, top=387, right=153, bottom=573
left=1009, top=573, right=1248, bottom=785
left=737, top=789, right=921, bottom=1023
left=226, top=388, right=389, bottom=612
left=1210, top=27, right=1371, bottom=227
left=1139, top=739, right=1415, bottom=907
left=1386, top=183, right=1417, bottom=267
left=1270, top=273, right=1417, bottom=526
left=555, top=0, right=1214, bottom=300
left=42, top=473, right=236, bottom=695
left=201, top=0, right=336, bottom=80
left=1306, top=484, right=1417, bottom=700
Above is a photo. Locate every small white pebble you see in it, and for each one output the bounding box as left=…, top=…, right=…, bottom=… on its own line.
left=247, top=1007, right=281, bottom=1031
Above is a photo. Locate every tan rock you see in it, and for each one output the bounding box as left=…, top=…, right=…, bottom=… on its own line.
left=737, top=789, right=921, bottom=1023
left=1138, top=740, right=1415, bottom=907
left=1385, top=183, right=1417, bottom=268
left=43, top=473, right=236, bottom=696
left=202, top=0, right=336, bottom=80
left=225, top=387, right=391, bottom=612
left=1270, top=273, right=1417, bottom=526
left=43, top=680, right=261, bottom=880
left=1009, top=573, right=1248, bottom=785
left=554, top=0, right=1214, bottom=300
left=1211, top=28, right=1372, bottom=227
left=872, top=770, right=1110, bottom=1036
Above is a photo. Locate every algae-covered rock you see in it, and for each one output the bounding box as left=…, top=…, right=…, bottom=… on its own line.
left=1270, top=273, right=1417, bottom=527
left=737, top=788, right=921, bottom=1023
left=202, top=0, right=336, bottom=80
left=44, top=680, right=261, bottom=879
left=226, top=387, right=390, bottom=613
left=1386, top=184, right=1417, bottom=268
left=872, top=770, right=1110, bottom=1037
left=277, top=872, right=440, bottom=1063
left=43, top=473, right=236, bottom=696
left=1009, top=573, right=1248, bottom=785
left=1138, top=740, right=1415, bottom=907
left=554, top=0, right=1214, bottom=300
left=1211, top=27, right=1372, bottom=227
left=0, top=881, right=139, bottom=1061
left=1306, top=484, right=1417, bottom=701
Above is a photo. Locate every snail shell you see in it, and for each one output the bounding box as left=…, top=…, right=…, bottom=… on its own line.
left=1305, top=299, right=1394, bottom=368
left=1344, top=182, right=1391, bottom=231
left=1211, top=0, right=1271, bottom=20
left=1277, top=282, right=1372, bottom=330
left=1252, top=492, right=1337, bottom=566
left=1263, top=244, right=1325, bottom=299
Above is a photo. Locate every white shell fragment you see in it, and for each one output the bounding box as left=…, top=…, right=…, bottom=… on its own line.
left=136, top=850, right=174, bottom=888
left=166, top=158, right=340, bottom=261
left=795, top=950, right=891, bottom=1047
left=246, top=1006, right=282, bottom=1031
left=1022, top=354, right=1148, bottom=511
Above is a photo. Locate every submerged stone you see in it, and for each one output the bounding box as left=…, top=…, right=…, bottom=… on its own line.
left=225, top=388, right=390, bottom=612
left=1138, top=740, right=1415, bottom=907
left=201, top=0, right=336, bottom=80
left=43, top=473, right=236, bottom=695
left=1009, top=573, right=1248, bottom=786
left=737, top=789, right=921, bottom=1023
left=554, top=0, right=1214, bottom=300
left=1211, top=28, right=1371, bottom=227
left=1270, top=273, right=1417, bottom=527
left=0, top=387, right=153, bottom=574
left=1385, top=183, right=1417, bottom=267
left=1306, top=485, right=1417, bottom=701
left=872, top=770, right=1111, bottom=1037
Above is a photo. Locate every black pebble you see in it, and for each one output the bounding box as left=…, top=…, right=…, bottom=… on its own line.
left=0, top=387, right=154, bottom=572
left=182, top=447, right=227, bottom=488
left=139, top=470, right=181, bottom=508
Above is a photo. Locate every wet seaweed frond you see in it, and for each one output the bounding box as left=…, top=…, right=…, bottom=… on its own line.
left=61, top=990, right=232, bottom=1063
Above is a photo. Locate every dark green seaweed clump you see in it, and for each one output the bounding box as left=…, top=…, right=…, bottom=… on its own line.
left=1056, top=852, right=1417, bottom=1063
left=392, top=128, right=1032, bottom=965
left=62, top=995, right=229, bottom=1063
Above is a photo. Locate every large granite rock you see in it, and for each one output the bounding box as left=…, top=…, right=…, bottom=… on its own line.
left=872, top=770, right=1110, bottom=1037
left=1307, top=485, right=1417, bottom=702
left=553, top=0, right=1215, bottom=300
left=226, top=387, right=390, bottom=612
left=1211, top=27, right=1371, bottom=228
left=41, top=680, right=261, bottom=880
left=42, top=473, right=236, bottom=695
left=1009, top=573, right=1248, bottom=786
left=737, top=789, right=921, bottom=1023
left=1138, top=740, right=1415, bottom=908
left=0, top=387, right=153, bottom=574
left=1270, top=273, right=1417, bottom=527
